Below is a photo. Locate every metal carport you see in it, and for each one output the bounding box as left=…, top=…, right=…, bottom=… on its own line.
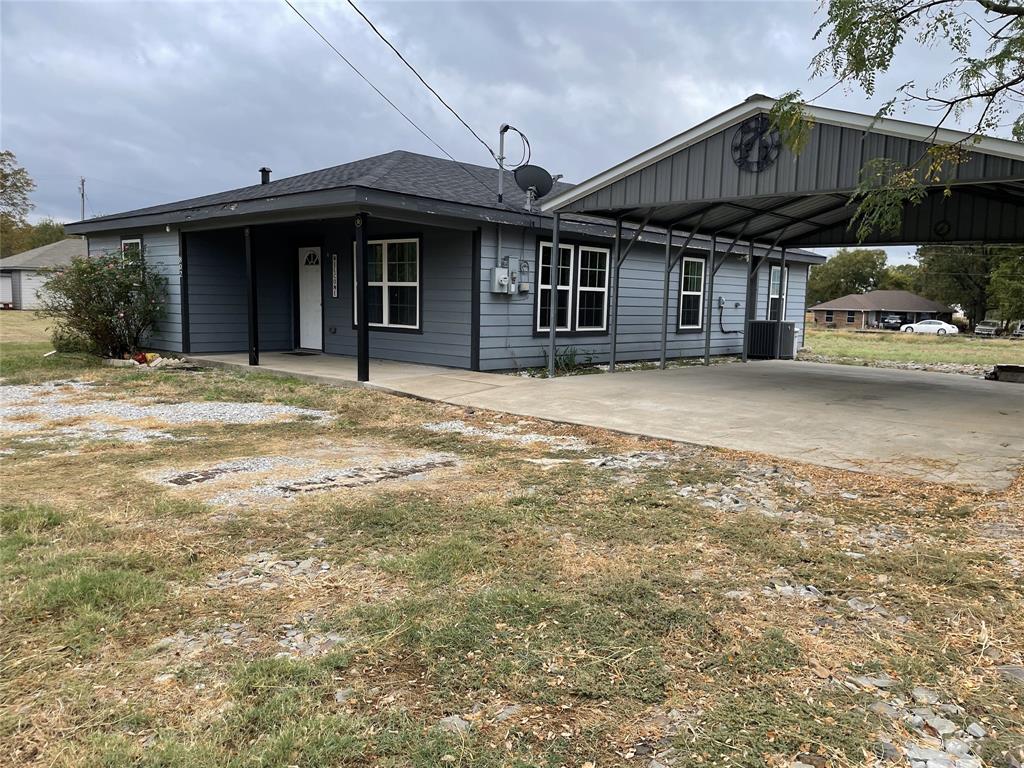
left=539, top=94, right=1024, bottom=377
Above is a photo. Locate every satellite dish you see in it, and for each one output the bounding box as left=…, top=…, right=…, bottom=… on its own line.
left=514, top=164, right=554, bottom=199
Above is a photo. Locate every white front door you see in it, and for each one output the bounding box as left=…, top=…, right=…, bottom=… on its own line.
left=298, top=247, right=322, bottom=349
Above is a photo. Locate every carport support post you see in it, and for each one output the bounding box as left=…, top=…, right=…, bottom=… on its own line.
left=244, top=226, right=259, bottom=366
left=547, top=213, right=561, bottom=379
left=742, top=240, right=753, bottom=362
left=608, top=218, right=622, bottom=372
left=703, top=234, right=716, bottom=366
left=355, top=212, right=369, bottom=382
left=659, top=226, right=673, bottom=369
left=775, top=246, right=787, bottom=359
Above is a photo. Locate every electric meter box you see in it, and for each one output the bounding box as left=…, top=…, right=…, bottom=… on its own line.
left=490, top=267, right=511, bottom=294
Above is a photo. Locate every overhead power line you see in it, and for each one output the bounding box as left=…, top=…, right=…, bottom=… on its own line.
left=282, top=0, right=515, bottom=208
left=345, top=0, right=499, bottom=165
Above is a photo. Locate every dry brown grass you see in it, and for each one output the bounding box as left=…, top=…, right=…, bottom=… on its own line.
left=1, top=357, right=1021, bottom=768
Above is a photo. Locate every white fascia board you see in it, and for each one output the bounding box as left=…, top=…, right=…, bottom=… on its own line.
left=543, top=96, right=1024, bottom=212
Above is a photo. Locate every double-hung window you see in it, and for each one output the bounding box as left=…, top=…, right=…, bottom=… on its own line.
left=536, top=242, right=611, bottom=333
left=575, top=246, right=609, bottom=331
left=537, top=243, right=575, bottom=332
left=353, top=238, right=419, bottom=329
left=846, top=311, right=856, bottom=324
left=825, top=310, right=834, bottom=323
left=678, top=257, right=706, bottom=330
left=767, top=265, right=789, bottom=321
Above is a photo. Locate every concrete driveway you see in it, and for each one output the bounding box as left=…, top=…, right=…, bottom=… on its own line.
left=196, top=353, right=1023, bottom=491
left=429, top=361, right=1024, bottom=491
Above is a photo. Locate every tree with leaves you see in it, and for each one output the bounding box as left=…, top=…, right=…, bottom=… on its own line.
left=771, top=0, right=1023, bottom=240
left=1, top=150, right=38, bottom=257
left=989, top=248, right=1024, bottom=325
left=807, top=248, right=888, bottom=303
left=914, top=245, right=1004, bottom=326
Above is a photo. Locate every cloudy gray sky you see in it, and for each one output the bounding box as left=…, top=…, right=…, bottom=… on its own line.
left=1, top=1, right=991, bottom=263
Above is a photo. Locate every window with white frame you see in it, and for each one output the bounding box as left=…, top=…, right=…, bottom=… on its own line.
left=120, top=237, right=142, bottom=259
left=678, top=257, right=706, bottom=330
left=352, top=238, right=419, bottom=329
left=575, top=246, right=609, bottom=331
left=767, top=265, right=789, bottom=321
left=537, top=242, right=575, bottom=331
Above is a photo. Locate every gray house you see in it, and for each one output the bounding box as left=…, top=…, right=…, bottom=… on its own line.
left=0, top=238, right=86, bottom=310
left=65, top=150, right=821, bottom=371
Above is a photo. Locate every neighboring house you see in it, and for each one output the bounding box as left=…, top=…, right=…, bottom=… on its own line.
left=64, top=150, right=823, bottom=370
left=0, top=238, right=86, bottom=310
left=809, top=290, right=953, bottom=329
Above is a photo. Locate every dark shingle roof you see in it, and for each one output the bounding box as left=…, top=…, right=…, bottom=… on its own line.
left=809, top=290, right=952, bottom=313
left=80, top=150, right=574, bottom=225
left=0, top=238, right=86, bottom=270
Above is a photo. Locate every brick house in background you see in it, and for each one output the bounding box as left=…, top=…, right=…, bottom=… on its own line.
left=809, top=290, right=953, bottom=329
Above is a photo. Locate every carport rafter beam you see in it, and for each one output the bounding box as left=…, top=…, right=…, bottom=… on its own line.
left=618, top=208, right=655, bottom=266
left=752, top=197, right=854, bottom=244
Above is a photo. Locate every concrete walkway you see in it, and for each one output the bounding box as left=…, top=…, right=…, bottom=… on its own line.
left=192, top=353, right=1024, bottom=491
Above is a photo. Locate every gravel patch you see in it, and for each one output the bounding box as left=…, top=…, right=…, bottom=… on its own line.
left=157, top=456, right=313, bottom=486
left=0, top=380, right=331, bottom=445
left=423, top=420, right=589, bottom=450
left=207, top=453, right=457, bottom=506
left=206, top=551, right=332, bottom=591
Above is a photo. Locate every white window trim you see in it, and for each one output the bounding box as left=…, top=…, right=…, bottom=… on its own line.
left=536, top=242, right=574, bottom=332
left=575, top=245, right=610, bottom=332
left=352, top=238, right=420, bottom=330
left=678, top=256, right=706, bottom=330
left=768, top=265, right=789, bottom=321
left=120, top=237, right=142, bottom=256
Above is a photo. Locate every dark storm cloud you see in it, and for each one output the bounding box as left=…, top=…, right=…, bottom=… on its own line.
left=1, top=0, right=974, bottom=255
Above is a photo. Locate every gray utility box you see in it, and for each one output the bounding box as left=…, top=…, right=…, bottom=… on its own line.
left=748, top=320, right=795, bottom=359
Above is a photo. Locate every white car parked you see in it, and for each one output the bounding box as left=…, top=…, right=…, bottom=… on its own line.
left=900, top=319, right=959, bottom=335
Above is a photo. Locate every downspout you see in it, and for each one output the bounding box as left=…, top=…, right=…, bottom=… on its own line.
left=547, top=213, right=561, bottom=378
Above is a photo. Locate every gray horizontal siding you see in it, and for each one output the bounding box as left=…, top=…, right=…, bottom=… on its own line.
left=478, top=224, right=780, bottom=371
left=88, top=230, right=183, bottom=352
left=324, top=219, right=473, bottom=369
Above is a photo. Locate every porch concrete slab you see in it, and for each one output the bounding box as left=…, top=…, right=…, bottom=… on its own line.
left=191, top=353, right=1024, bottom=491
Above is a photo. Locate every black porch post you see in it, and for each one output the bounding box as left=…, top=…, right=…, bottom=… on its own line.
left=742, top=240, right=753, bottom=362
left=775, top=246, right=787, bottom=359
left=703, top=233, right=716, bottom=366
left=245, top=226, right=259, bottom=366
left=355, top=212, right=369, bottom=382
left=608, top=218, right=622, bottom=372
left=547, top=213, right=560, bottom=379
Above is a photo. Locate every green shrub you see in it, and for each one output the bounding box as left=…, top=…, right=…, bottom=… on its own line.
left=39, top=248, right=167, bottom=358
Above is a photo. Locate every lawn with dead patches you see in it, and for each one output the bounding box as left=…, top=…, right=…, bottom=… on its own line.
left=1, top=343, right=1021, bottom=768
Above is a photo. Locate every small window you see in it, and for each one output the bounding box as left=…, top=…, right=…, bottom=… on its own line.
left=121, top=237, right=142, bottom=259
left=846, top=311, right=856, bottom=323
left=678, top=257, right=705, bottom=330
left=353, top=238, right=420, bottom=329
left=768, top=265, right=788, bottom=321
left=537, top=243, right=574, bottom=332
left=824, top=310, right=834, bottom=323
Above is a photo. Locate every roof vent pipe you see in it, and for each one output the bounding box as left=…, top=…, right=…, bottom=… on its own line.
left=259, top=167, right=271, bottom=185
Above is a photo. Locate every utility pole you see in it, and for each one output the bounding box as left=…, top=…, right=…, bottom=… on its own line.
left=78, top=177, right=86, bottom=220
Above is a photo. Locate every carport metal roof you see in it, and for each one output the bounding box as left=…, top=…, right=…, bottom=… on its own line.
left=541, top=95, right=1024, bottom=248
left=536, top=95, right=1024, bottom=378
